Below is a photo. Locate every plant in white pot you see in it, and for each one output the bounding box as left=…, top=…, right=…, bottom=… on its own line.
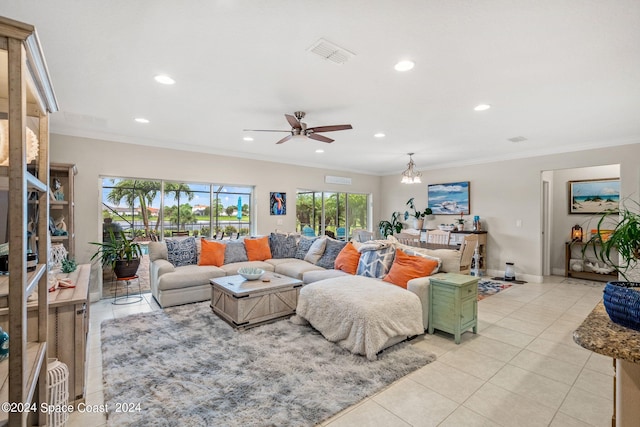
left=90, top=230, right=143, bottom=279
left=404, top=198, right=433, bottom=230
left=584, top=200, right=640, bottom=330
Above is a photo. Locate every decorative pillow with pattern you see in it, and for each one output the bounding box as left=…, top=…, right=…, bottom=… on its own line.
left=166, top=237, right=198, bottom=267
left=295, top=237, right=317, bottom=260
left=356, top=245, right=396, bottom=279
left=222, top=240, right=248, bottom=264
left=316, top=238, right=347, bottom=269
left=269, top=233, right=298, bottom=259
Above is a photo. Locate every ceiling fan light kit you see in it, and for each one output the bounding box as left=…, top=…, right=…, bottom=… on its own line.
left=401, top=153, right=422, bottom=184
left=245, top=111, right=352, bottom=145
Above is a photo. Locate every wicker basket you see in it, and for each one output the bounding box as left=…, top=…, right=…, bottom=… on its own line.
left=603, top=281, right=640, bottom=332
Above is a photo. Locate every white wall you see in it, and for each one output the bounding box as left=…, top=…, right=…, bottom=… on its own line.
left=380, top=143, right=640, bottom=282
left=549, top=164, right=620, bottom=275
left=50, top=134, right=382, bottom=299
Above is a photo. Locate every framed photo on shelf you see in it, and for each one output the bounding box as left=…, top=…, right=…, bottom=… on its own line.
left=270, top=192, right=286, bottom=215
left=427, top=181, right=470, bottom=215
left=568, top=178, right=619, bottom=214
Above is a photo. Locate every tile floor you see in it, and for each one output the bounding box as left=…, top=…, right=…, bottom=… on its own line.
left=68, top=276, right=613, bottom=427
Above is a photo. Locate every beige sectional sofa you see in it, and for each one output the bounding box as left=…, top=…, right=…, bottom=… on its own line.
left=149, top=234, right=463, bottom=311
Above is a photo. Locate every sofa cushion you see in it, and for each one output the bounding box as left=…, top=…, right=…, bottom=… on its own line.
left=295, top=237, right=318, bottom=260
left=157, top=264, right=225, bottom=291
left=383, top=249, right=439, bottom=289
left=264, top=258, right=297, bottom=268
left=269, top=233, right=298, bottom=259
left=220, top=261, right=275, bottom=276
left=148, top=241, right=168, bottom=262
left=316, top=237, right=347, bottom=269
left=244, top=236, right=272, bottom=261
left=198, top=239, right=225, bottom=267
left=275, top=259, right=324, bottom=280
left=304, top=237, right=327, bottom=264
left=166, top=237, right=198, bottom=267
left=422, top=248, right=461, bottom=273
left=222, top=240, right=248, bottom=263
left=334, top=242, right=361, bottom=275
left=302, top=269, right=349, bottom=284
left=356, top=245, right=396, bottom=279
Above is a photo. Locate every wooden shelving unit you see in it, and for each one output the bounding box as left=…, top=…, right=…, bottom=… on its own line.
left=0, top=16, right=58, bottom=427
left=49, top=163, right=77, bottom=259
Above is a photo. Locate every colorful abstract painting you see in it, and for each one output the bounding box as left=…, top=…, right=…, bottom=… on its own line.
left=270, top=192, right=286, bottom=215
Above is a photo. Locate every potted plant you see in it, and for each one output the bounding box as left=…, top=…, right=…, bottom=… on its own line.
left=379, top=212, right=404, bottom=238
left=584, top=200, right=640, bottom=330
left=404, top=198, right=433, bottom=230
left=90, top=230, right=143, bottom=278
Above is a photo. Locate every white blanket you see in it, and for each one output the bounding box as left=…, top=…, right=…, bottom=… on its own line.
left=294, top=275, right=425, bottom=360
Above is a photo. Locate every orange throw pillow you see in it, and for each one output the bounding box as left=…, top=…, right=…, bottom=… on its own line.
left=198, top=239, right=225, bottom=267
left=244, top=236, right=272, bottom=261
left=383, top=248, right=438, bottom=289
left=334, top=242, right=361, bottom=275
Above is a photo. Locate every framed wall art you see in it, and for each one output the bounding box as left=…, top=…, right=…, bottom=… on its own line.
left=270, top=192, right=286, bottom=215
left=428, top=181, right=470, bottom=215
left=569, top=178, right=619, bottom=214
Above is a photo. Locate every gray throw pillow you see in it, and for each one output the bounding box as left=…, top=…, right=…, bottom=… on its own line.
left=316, top=238, right=347, bottom=269
left=269, top=233, right=298, bottom=259
left=295, top=237, right=317, bottom=260
left=166, top=237, right=197, bottom=267
left=222, top=240, right=248, bottom=263
left=356, top=246, right=396, bottom=278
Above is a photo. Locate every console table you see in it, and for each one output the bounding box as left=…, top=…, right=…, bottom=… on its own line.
left=565, top=241, right=617, bottom=282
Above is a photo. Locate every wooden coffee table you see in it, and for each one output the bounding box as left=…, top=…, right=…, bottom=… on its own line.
left=210, top=272, right=303, bottom=329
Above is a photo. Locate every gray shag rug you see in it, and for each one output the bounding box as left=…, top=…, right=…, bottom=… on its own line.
left=101, top=302, right=435, bottom=426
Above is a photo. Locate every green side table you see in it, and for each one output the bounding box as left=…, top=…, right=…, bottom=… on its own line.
left=428, top=272, right=479, bottom=344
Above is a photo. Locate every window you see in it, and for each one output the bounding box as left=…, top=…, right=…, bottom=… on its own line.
left=101, top=177, right=253, bottom=240
left=295, top=190, right=370, bottom=239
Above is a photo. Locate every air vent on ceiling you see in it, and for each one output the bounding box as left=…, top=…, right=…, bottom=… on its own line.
left=508, top=136, right=528, bottom=143
left=307, top=38, right=355, bottom=65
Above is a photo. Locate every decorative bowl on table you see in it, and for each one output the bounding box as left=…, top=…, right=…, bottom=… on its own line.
left=237, top=267, right=265, bottom=281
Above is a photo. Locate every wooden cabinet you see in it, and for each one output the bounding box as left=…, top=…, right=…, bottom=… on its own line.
left=50, top=163, right=77, bottom=258
left=428, top=273, right=479, bottom=344
left=0, top=16, right=58, bottom=426
left=0, top=265, right=90, bottom=407
left=565, top=241, right=617, bottom=282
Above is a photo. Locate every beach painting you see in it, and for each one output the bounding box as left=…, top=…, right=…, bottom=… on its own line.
left=428, top=181, right=470, bottom=215
left=569, top=178, right=619, bottom=214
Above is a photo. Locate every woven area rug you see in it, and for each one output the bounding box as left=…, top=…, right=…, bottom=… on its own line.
left=478, top=279, right=514, bottom=300
left=101, top=302, right=435, bottom=426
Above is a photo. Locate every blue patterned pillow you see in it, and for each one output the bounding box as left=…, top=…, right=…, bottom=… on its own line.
left=222, top=240, right=248, bottom=264
left=356, top=246, right=396, bottom=278
left=316, top=238, right=347, bottom=269
left=295, top=237, right=317, bottom=260
left=269, top=233, right=298, bottom=259
left=166, top=237, right=197, bottom=267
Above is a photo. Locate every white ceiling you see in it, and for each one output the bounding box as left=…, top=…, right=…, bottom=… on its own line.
left=1, top=1, right=639, bottom=176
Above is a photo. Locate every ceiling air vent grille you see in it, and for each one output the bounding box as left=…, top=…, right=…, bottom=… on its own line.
left=508, top=136, right=528, bottom=143
left=307, top=38, right=355, bottom=65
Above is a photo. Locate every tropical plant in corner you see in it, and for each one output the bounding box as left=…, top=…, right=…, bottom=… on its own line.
left=379, top=212, right=404, bottom=238
left=90, top=230, right=143, bottom=278
left=583, top=200, right=640, bottom=281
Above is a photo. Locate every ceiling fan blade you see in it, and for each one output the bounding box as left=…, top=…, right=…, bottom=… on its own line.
left=276, top=134, right=294, bottom=144
left=307, top=124, right=353, bottom=133
left=243, top=129, right=291, bottom=132
left=308, top=133, right=334, bottom=143
left=285, top=114, right=302, bottom=130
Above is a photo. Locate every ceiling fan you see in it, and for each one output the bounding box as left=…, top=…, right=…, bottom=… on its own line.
left=244, top=111, right=353, bottom=144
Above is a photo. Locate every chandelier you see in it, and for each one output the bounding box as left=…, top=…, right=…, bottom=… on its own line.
left=401, top=153, right=422, bottom=184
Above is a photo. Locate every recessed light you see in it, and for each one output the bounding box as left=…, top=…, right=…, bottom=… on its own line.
left=154, top=75, right=175, bottom=85
left=134, top=118, right=149, bottom=124
left=394, top=60, right=415, bottom=72
left=374, top=132, right=386, bottom=138
left=243, top=136, right=254, bottom=142
left=474, top=104, right=491, bottom=111
left=315, top=149, right=324, bottom=154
